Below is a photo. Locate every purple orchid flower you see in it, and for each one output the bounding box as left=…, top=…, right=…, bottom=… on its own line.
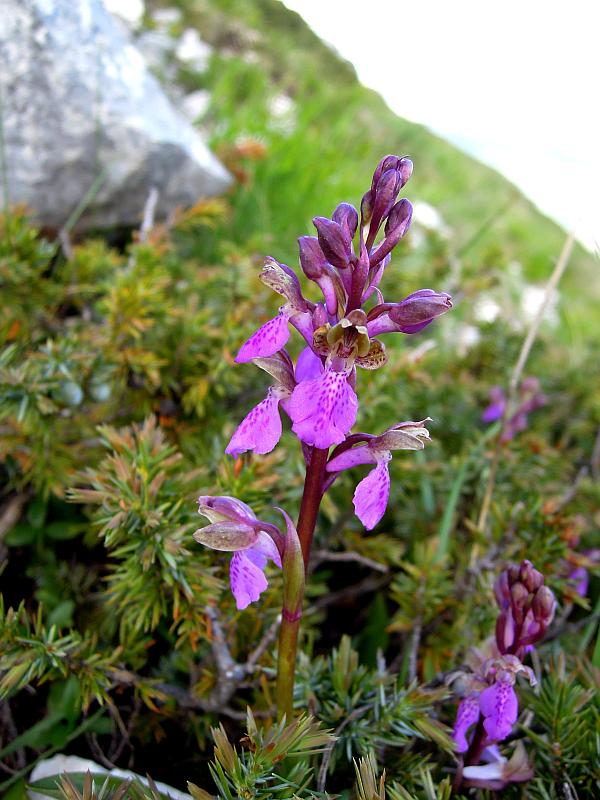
left=225, top=351, right=296, bottom=458
left=225, top=348, right=323, bottom=458
left=482, top=377, right=546, bottom=441
left=452, top=560, right=555, bottom=765
left=194, top=496, right=282, bottom=610
left=326, top=420, right=431, bottom=529
left=452, top=655, right=535, bottom=753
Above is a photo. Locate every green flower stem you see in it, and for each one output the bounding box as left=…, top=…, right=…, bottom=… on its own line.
left=276, top=531, right=305, bottom=720
left=276, top=608, right=302, bottom=721
left=276, top=446, right=327, bottom=719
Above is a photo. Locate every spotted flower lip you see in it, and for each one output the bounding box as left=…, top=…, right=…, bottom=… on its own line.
left=451, top=653, right=535, bottom=753
left=288, top=366, right=358, bottom=449
left=235, top=309, right=292, bottom=363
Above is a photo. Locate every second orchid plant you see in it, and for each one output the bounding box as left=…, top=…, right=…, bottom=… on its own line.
left=194, top=155, right=453, bottom=718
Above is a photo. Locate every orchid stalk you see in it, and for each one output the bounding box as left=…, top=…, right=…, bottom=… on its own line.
left=193, top=155, right=453, bottom=720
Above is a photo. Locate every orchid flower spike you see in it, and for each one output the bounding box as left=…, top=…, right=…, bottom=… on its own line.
left=229, top=155, right=453, bottom=457
left=326, top=420, right=431, bottom=529
left=194, top=496, right=282, bottom=610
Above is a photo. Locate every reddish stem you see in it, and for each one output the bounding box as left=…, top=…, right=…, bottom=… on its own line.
left=296, top=447, right=328, bottom=570
left=465, top=717, right=487, bottom=767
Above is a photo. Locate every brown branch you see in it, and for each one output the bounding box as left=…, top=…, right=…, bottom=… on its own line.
left=110, top=607, right=280, bottom=717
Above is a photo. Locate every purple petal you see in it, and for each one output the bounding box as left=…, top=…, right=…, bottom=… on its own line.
left=353, top=457, right=391, bottom=530
left=570, top=566, right=589, bottom=598
left=482, top=387, right=506, bottom=423
left=252, top=530, right=282, bottom=568
left=198, top=495, right=257, bottom=524
left=225, top=389, right=283, bottom=457
left=235, top=312, right=290, bottom=363
left=289, top=310, right=315, bottom=347
left=326, top=444, right=377, bottom=473
left=289, top=368, right=358, bottom=449
left=295, top=347, right=324, bottom=383
left=482, top=401, right=506, bottom=424
left=453, top=694, right=481, bottom=753
left=229, top=550, right=269, bottom=610
left=480, top=681, right=518, bottom=744
left=316, top=274, right=340, bottom=316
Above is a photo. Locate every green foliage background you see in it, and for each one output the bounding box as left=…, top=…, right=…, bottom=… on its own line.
left=1, top=1, right=599, bottom=798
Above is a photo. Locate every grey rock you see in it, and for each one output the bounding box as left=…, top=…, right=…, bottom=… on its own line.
left=0, top=0, right=231, bottom=230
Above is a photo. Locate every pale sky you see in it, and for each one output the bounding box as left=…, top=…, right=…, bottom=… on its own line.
left=283, top=0, right=600, bottom=252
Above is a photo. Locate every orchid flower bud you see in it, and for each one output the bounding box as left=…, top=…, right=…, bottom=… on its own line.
left=519, top=560, right=544, bottom=593
left=332, top=202, right=359, bottom=240
left=368, top=168, right=401, bottom=236
left=369, top=199, right=413, bottom=266
left=532, top=585, right=556, bottom=623
left=388, top=289, right=452, bottom=331
left=312, top=216, right=352, bottom=270
left=370, top=154, right=400, bottom=192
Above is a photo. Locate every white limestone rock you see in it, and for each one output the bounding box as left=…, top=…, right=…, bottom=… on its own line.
left=0, top=0, right=231, bottom=230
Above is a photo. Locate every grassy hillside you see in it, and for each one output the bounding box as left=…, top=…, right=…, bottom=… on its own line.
left=146, top=0, right=596, bottom=342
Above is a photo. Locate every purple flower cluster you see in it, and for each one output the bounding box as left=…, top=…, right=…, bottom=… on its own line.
left=482, top=377, right=546, bottom=442
left=227, top=154, right=451, bottom=457
left=194, top=155, right=453, bottom=608
left=452, top=560, right=555, bottom=786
